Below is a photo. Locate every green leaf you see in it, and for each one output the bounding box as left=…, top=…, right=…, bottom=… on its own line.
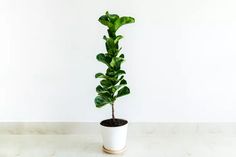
left=96, top=53, right=111, bottom=67
left=116, top=86, right=130, bottom=98
left=95, top=96, right=109, bottom=108
left=112, top=79, right=127, bottom=93
left=105, top=68, right=126, bottom=79
left=96, top=53, right=106, bottom=63
left=95, top=73, right=104, bottom=78
left=119, top=54, right=124, bottom=58
left=116, top=70, right=126, bottom=76
left=120, top=79, right=127, bottom=85
left=106, top=12, right=119, bottom=23
left=98, top=15, right=113, bottom=28
left=110, top=57, right=124, bottom=70
left=96, top=86, right=113, bottom=101
left=105, top=38, right=116, bottom=54
left=114, top=35, right=123, bottom=44
left=117, top=75, right=124, bottom=83
left=105, top=68, right=115, bottom=77
left=114, top=16, right=135, bottom=31
left=100, top=79, right=113, bottom=88
left=96, top=85, right=104, bottom=93
left=98, top=92, right=112, bottom=100
left=95, top=72, right=117, bottom=81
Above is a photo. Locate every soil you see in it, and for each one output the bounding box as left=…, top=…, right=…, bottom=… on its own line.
left=100, top=118, right=128, bottom=127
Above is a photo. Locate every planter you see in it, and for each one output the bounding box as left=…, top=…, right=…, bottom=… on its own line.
left=95, top=11, right=135, bottom=155
left=100, top=119, right=128, bottom=154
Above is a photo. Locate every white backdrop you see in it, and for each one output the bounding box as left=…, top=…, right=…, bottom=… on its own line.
left=1, top=0, right=236, bottom=122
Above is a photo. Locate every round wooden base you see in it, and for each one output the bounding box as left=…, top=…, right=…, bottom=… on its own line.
left=102, top=146, right=127, bottom=154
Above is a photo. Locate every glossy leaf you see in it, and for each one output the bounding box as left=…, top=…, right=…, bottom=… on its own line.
left=100, top=79, right=113, bottom=88
left=116, top=70, right=126, bottom=76
left=116, top=86, right=130, bottom=98
left=114, top=16, right=135, bottom=31
left=105, top=38, right=116, bottom=54
left=120, top=79, right=127, bottom=85
left=96, top=85, right=105, bottom=93
left=106, top=69, right=126, bottom=77
left=96, top=53, right=111, bottom=67
left=106, top=11, right=119, bottom=23
left=112, top=79, right=127, bottom=93
left=117, top=75, right=124, bottom=83
left=114, top=35, right=123, bottom=44
left=98, top=92, right=113, bottom=100
left=98, top=15, right=113, bottom=28
left=110, top=57, right=124, bottom=70
left=95, top=73, right=104, bottom=78
left=95, top=96, right=109, bottom=108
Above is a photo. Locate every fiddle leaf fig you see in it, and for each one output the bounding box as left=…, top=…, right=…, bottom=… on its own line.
left=110, top=57, right=124, bottom=70
left=96, top=53, right=112, bottom=67
left=100, top=79, right=113, bottom=88
left=96, top=85, right=104, bottom=93
left=95, top=11, right=135, bottom=120
left=95, top=96, right=111, bottom=108
left=114, top=16, right=135, bottom=31
left=116, top=86, right=130, bottom=98
left=95, top=73, right=104, bottom=78
left=120, top=79, right=127, bottom=85
left=114, top=35, right=123, bottom=44
left=106, top=11, right=119, bottom=23
left=98, top=15, right=113, bottom=28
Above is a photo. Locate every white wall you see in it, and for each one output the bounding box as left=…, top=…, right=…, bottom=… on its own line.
left=1, top=0, right=236, bottom=122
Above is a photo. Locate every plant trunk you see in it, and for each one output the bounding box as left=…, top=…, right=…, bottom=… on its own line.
left=112, top=103, right=115, bottom=121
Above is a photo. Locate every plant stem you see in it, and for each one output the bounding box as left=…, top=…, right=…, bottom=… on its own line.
left=112, top=103, right=115, bottom=121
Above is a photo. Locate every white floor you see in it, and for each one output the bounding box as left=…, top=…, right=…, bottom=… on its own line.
left=0, top=123, right=236, bottom=157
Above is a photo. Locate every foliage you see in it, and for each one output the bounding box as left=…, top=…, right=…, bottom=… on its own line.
left=95, top=11, right=135, bottom=110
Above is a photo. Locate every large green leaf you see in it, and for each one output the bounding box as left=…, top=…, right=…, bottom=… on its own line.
left=95, top=73, right=117, bottom=82
left=96, top=85, right=105, bottom=93
left=106, top=11, right=119, bottom=23
left=115, top=70, right=126, bottom=76
left=116, top=86, right=130, bottom=98
left=96, top=53, right=111, bottom=67
left=116, top=75, right=124, bottom=84
left=95, top=96, right=109, bottom=108
left=98, top=15, right=113, bottom=28
left=98, top=92, right=113, bottom=100
left=100, top=79, right=113, bottom=88
left=114, top=16, right=135, bottom=31
left=110, top=57, right=124, bottom=70
left=96, top=86, right=114, bottom=101
left=112, top=79, right=127, bottom=93
left=104, top=36, right=119, bottom=54
left=105, top=68, right=115, bottom=77
left=106, top=69, right=126, bottom=77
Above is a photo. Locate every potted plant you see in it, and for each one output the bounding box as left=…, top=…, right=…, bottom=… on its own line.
left=95, top=11, right=135, bottom=154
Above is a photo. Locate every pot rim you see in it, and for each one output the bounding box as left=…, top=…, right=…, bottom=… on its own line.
left=100, top=118, right=128, bottom=128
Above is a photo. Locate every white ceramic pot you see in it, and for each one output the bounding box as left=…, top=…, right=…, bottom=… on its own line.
left=100, top=120, right=128, bottom=153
